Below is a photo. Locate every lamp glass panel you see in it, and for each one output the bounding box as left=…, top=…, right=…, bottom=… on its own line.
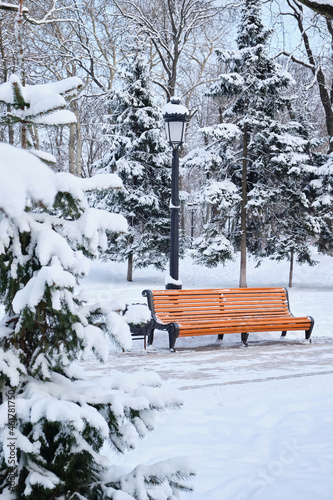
left=169, top=121, right=184, bottom=144
left=165, top=122, right=170, bottom=142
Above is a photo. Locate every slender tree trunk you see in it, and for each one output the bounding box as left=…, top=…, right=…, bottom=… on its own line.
left=8, top=124, right=14, bottom=144
left=127, top=231, right=134, bottom=282
left=69, top=123, right=76, bottom=175
left=73, top=99, right=82, bottom=177
left=21, top=124, right=27, bottom=149
left=6, top=105, right=14, bottom=144
left=127, top=253, right=133, bottom=282
left=29, top=124, right=39, bottom=150
left=206, top=203, right=210, bottom=224
left=289, top=249, right=294, bottom=288
left=239, top=125, right=248, bottom=288
left=17, top=0, right=26, bottom=149
left=180, top=177, right=185, bottom=235
left=76, top=115, right=82, bottom=177
left=16, top=0, right=25, bottom=83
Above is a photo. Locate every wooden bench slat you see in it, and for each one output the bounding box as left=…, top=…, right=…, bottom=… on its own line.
left=153, top=293, right=288, bottom=301
left=155, top=301, right=289, bottom=307
left=174, top=326, right=306, bottom=336
left=157, top=309, right=291, bottom=318
left=153, top=301, right=289, bottom=309
left=177, top=318, right=311, bottom=328
left=152, top=287, right=287, bottom=295
left=157, top=310, right=291, bottom=318
left=157, top=314, right=302, bottom=324
left=155, top=305, right=289, bottom=315
left=155, top=309, right=291, bottom=318
left=153, top=298, right=289, bottom=306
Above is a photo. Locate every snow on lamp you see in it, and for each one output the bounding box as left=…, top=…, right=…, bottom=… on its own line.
left=162, top=98, right=189, bottom=148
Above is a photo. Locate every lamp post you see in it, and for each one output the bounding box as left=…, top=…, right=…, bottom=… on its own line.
left=162, top=98, right=189, bottom=290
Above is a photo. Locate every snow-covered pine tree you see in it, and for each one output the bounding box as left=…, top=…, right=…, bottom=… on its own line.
left=188, top=0, right=317, bottom=285
left=0, top=74, right=82, bottom=165
left=257, top=116, right=320, bottom=286
left=94, top=49, right=172, bottom=281
left=182, top=123, right=241, bottom=267
left=0, top=144, right=194, bottom=498
left=309, top=151, right=333, bottom=256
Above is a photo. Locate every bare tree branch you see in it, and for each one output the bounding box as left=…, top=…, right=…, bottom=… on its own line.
left=297, top=0, right=333, bottom=19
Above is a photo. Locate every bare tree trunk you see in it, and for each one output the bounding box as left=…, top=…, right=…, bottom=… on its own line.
left=180, top=177, right=185, bottom=234
left=17, top=0, right=27, bottom=151
left=76, top=115, right=82, bottom=177
left=17, top=0, right=26, bottom=149
left=289, top=249, right=294, bottom=288
left=72, top=99, right=82, bottom=177
left=69, top=123, right=76, bottom=175
left=8, top=105, right=14, bottom=144
left=8, top=125, right=14, bottom=144
left=21, top=124, right=27, bottom=149
left=206, top=203, right=210, bottom=224
left=239, top=125, right=248, bottom=288
left=29, top=124, right=40, bottom=150
left=127, top=253, right=133, bottom=282
left=16, top=0, right=25, bottom=83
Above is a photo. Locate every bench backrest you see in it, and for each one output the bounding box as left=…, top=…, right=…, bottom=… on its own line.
left=150, top=287, right=291, bottom=322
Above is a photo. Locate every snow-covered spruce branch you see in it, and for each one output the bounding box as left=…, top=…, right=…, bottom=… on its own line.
left=104, top=459, right=195, bottom=497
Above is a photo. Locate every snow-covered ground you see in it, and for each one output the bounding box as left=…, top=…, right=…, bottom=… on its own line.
left=81, top=251, right=333, bottom=500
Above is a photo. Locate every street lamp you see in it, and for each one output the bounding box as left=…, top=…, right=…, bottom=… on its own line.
left=162, top=97, right=189, bottom=290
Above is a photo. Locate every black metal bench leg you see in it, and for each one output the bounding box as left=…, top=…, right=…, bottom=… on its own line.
left=147, top=319, right=155, bottom=346
left=241, top=332, right=249, bottom=347
left=168, top=324, right=180, bottom=352
left=306, top=316, right=314, bottom=342
left=217, top=334, right=224, bottom=341
left=281, top=331, right=287, bottom=337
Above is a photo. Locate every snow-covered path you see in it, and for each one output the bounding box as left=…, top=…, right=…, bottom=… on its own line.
left=80, top=253, right=333, bottom=500
left=84, top=336, right=333, bottom=391
left=83, top=337, right=333, bottom=500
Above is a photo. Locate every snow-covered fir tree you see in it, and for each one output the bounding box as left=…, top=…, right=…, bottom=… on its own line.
left=93, top=49, right=172, bottom=281
left=310, top=151, right=333, bottom=256
left=0, top=143, right=194, bottom=498
left=257, top=116, right=321, bottom=286
left=185, top=0, right=318, bottom=285
left=182, top=123, right=241, bottom=267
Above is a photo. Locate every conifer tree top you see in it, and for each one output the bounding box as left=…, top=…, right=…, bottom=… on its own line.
left=237, top=0, right=270, bottom=49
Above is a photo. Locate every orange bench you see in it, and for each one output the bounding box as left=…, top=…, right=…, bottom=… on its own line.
left=142, top=287, right=314, bottom=351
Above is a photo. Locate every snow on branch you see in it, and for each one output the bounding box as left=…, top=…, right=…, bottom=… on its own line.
left=0, top=143, right=57, bottom=220
left=0, top=2, right=28, bottom=13
left=297, top=0, right=333, bottom=18
left=0, top=74, right=83, bottom=126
